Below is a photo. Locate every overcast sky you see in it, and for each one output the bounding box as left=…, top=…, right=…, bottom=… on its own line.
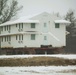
left=18, top=0, right=76, bottom=17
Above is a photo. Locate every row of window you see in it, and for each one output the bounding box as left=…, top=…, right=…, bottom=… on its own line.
left=44, top=23, right=60, bottom=28
left=16, top=23, right=36, bottom=28
left=16, top=23, right=23, bottom=29
left=0, top=23, right=36, bottom=32
left=1, top=26, right=11, bottom=31
left=16, top=35, right=23, bottom=40
left=31, top=34, right=47, bottom=40
left=0, top=22, right=48, bottom=32
left=1, top=36, right=11, bottom=42
left=0, top=23, right=59, bottom=32
left=0, top=34, right=35, bottom=42
left=0, top=35, right=23, bottom=42
left=13, top=23, right=36, bottom=29
left=16, top=35, right=45, bottom=41
left=0, top=35, right=47, bottom=43
left=16, top=34, right=47, bottom=40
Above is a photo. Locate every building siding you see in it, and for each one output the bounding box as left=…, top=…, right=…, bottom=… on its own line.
left=0, top=12, right=67, bottom=48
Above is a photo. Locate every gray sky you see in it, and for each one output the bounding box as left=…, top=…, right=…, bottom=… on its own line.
left=18, top=0, right=76, bottom=17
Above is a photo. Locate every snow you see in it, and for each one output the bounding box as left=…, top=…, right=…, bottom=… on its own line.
left=0, top=54, right=76, bottom=75
left=0, top=19, right=39, bottom=27
left=0, top=12, right=45, bottom=26
left=0, top=54, right=76, bottom=59
left=55, top=20, right=71, bottom=24
left=0, top=66, right=76, bottom=75
left=0, top=12, right=70, bottom=27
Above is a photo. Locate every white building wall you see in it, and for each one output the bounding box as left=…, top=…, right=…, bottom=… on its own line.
left=23, top=23, right=39, bottom=32
left=50, top=23, right=66, bottom=47
left=0, top=12, right=67, bottom=48
left=23, top=34, right=42, bottom=47
left=11, top=25, right=18, bottom=33
left=31, top=12, right=66, bottom=47
left=1, top=37, right=12, bottom=48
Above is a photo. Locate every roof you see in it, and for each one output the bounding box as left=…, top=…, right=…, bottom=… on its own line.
left=55, top=20, right=71, bottom=24
left=0, top=19, right=39, bottom=27
left=0, top=12, right=47, bottom=27
left=0, top=12, right=70, bottom=27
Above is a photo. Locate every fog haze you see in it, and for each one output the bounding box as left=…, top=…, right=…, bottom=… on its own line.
left=18, top=0, right=76, bottom=17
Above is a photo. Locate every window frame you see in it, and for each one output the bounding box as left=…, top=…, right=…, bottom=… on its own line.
left=44, top=36, right=47, bottom=40
left=31, top=23, right=35, bottom=28
left=16, top=24, right=17, bottom=27
left=22, top=23, right=23, bottom=29
left=1, top=37, right=3, bottom=42
left=55, top=23, right=60, bottom=28
left=16, top=35, right=17, bottom=40
left=31, top=34, right=35, bottom=40
left=44, top=23, right=47, bottom=27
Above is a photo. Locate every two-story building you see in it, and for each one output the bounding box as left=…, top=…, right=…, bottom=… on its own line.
left=0, top=12, right=70, bottom=48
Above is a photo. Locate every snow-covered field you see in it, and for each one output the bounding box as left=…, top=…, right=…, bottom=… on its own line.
left=0, top=66, right=76, bottom=75
left=0, top=54, right=76, bottom=75
left=0, top=54, right=76, bottom=59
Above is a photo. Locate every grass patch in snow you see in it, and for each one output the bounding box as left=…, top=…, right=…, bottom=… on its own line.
left=0, top=57, right=76, bottom=66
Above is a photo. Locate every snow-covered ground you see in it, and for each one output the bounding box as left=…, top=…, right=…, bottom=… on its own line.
left=0, top=54, right=76, bottom=59
left=0, top=66, right=76, bottom=75
left=0, top=54, right=76, bottom=75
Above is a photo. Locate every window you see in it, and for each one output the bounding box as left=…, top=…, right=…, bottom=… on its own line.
left=7, top=26, right=8, bottom=30
left=5, top=36, right=7, bottom=42
left=18, top=23, right=23, bottom=31
left=7, top=36, right=8, bottom=41
left=19, top=35, right=21, bottom=40
left=1, top=27, right=3, bottom=31
left=31, top=23, right=35, bottom=28
left=5, top=26, right=6, bottom=31
left=16, top=24, right=17, bottom=27
left=17, top=35, right=23, bottom=41
left=19, top=24, right=20, bottom=29
left=0, top=27, right=1, bottom=34
left=22, top=35, right=23, bottom=40
left=55, top=23, right=60, bottom=28
left=31, top=34, right=35, bottom=40
left=44, top=36, right=47, bottom=40
left=1, top=37, right=3, bottom=42
left=44, top=23, right=47, bottom=27
left=49, top=21, right=50, bottom=24
left=16, top=35, right=17, bottom=40
left=22, top=23, right=23, bottom=28
left=9, top=36, right=11, bottom=41
left=9, top=26, right=11, bottom=30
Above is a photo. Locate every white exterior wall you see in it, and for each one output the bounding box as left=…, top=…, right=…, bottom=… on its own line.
left=50, top=23, right=66, bottom=47
left=23, top=34, right=42, bottom=47
left=23, top=23, right=39, bottom=31
left=0, top=23, right=42, bottom=48
left=31, top=12, right=66, bottom=47
left=0, top=12, right=67, bottom=48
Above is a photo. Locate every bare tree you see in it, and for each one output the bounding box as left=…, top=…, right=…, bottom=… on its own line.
left=65, top=9, right=76, bottom=35
left=0, top=0, right=23, bottom=23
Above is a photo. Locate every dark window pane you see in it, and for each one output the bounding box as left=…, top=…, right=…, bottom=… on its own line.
left=44, top=36, right=47, bottom=40
left=22, top=35, right=23, bottom=40
left=31, top=34, right=35, bottom=40
left=31, top=23, right=35, bottom=28
left=44, top=23, right=46, bottom=27
left=55, top=23, right=60, bottom=28
left=16, top=35, right=17, bottom=40
left=22, top=23, right=23, bottom=28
